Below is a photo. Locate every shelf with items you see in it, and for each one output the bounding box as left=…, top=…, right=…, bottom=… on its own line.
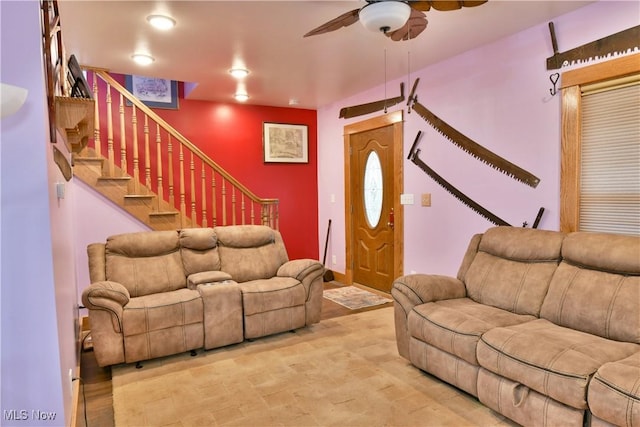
left=54, top=96, right=94, bottom=153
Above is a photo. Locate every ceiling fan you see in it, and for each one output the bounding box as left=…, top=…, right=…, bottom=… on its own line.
left=304, top=0, right=488, bottom=42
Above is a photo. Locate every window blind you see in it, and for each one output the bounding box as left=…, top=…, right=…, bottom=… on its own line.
left=579, top=78, right=640, bottom=236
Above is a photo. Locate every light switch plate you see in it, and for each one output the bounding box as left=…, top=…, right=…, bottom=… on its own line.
left=421, top=193, right=431, bottom=207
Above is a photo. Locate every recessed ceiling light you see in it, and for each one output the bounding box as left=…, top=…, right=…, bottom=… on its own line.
left=147, top=14, right=176, bottom=30
left=131, top=53, right=155, bottom=66
left=234, top=92, right=249, bottom=102
left=229, top=68, right=250, bottom=79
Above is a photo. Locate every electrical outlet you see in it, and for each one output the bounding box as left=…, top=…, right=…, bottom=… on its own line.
left=332, top=255, right=337, bottom=265
left=421, top=193, right=431, bottom=207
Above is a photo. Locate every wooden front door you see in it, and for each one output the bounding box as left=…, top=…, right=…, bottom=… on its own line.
left=344, top=111, right=403, bottom=293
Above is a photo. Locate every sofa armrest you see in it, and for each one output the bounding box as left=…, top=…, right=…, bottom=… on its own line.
left=81, top=281, right=130, bottom=332
left=278, top=259, right=325, bottom=325
left=277, top=259, right=324, bottom=282
left=391, top=274, right=466, bottom=358
left=392, top=274, right=466, bottom=308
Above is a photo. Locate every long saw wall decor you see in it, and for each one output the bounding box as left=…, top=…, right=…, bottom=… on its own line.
left=408, top=131, right=544, bottom=227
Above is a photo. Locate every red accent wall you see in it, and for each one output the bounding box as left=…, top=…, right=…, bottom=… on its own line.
left=95, top=74, right=318, bottom=260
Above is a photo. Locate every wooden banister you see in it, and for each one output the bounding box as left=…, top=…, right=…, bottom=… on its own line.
left=89, top=69, right=277, bottom=206
left=82, top=68, right=278, bottom=229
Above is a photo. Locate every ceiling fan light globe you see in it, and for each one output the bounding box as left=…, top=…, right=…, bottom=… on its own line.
left=359, top=1, right=411, bottom=33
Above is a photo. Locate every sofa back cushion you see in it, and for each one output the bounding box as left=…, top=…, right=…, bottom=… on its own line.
left=105, top=230, right=186, bottom=297
left=215, top=225, right=289, bottom=283
left=463, top=226, right=565, bottom=316
left=540, top=232, right=640, bottom=343
left=179, top=228, right=221, bottom=275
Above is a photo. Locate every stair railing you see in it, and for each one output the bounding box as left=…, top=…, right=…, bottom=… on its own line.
left=85, top=68, right=279, bottom=229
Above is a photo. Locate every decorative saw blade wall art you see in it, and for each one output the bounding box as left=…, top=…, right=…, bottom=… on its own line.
left=338, top=77, right=540, bottom=188
left=547, top=22, right=640, bottom=70
left=339, top=83, right=405, bottom=118
left=408, top=132, right=545, bottom=227
left=408, top=131, right=510, bottom=226
left=338, top=78, right=420, bottom=119
left=407, top=92, right=541, bottom=188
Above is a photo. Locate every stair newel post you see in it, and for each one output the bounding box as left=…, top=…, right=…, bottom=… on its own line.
left=232, top=187, right=237, bottom=225
left=179, top=143, right=186, bottom=228
left=92, top=74, right=102, bottom=157
left=156, top=123, right=164, bottom=212
left=105, top=82, right=115, bottom=177
left=144, top=115, right=151, bottom=190
left=131, top=105, right=140, bottom=195
left=167, top=135, right=174, bottom=206
left=119, top=93, right=127, bottom=176
left=190, top=152, right=197, bottom=225
left=211, top=172, right=217, bottom=227
left=221, top=179, right=227, bottom=226
left=201, top=164, right=207, bottom=228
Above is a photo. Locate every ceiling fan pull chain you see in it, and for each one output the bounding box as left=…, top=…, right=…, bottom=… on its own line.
left=384, top=48, right=388, bottom=113
left=407, top=49, right=411, bottom=113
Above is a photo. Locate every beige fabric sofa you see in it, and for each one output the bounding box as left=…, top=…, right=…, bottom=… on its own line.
left=82, top=225, right=324, bottom=367
left=392, top=226, right=639, bottom=427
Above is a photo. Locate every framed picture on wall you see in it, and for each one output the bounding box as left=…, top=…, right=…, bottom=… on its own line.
left=263, top=122, right=308, bottom=163
left=125, top=75, right=179, bottom=109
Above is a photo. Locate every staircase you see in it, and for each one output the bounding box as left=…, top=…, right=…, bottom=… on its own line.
left=72, top=69, right=278, bottom=231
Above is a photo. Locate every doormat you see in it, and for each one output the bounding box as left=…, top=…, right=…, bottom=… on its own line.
left=323, top=286, right=392, bottom=310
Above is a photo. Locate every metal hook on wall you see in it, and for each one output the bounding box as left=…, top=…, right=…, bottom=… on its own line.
left=549, top=73, right=560, bottom=96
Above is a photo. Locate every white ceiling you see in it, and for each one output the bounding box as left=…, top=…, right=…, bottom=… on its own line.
left=58, top=1, right=594, bottom=110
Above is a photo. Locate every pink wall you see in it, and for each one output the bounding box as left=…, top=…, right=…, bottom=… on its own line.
left=1, top=1, right=75, bottom=424
left=317, top=1, right=639, bottom=277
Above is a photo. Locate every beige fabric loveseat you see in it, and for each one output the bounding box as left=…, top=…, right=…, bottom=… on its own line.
left=392, top=226, right=639, bottom=427
left=82, top=225, right=324, bottom=367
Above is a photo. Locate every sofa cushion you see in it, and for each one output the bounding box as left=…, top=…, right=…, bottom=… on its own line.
left=179, top=228, right=221, bottom=276
left=463, top=227, right=564, bottom=316
left=239, top=277, right=305, bottom=316
left=540, top=232, right=640, bottom=344
left=588, top=352, right=640, bottom=427
left=122, top=288, right=203, bottom=336
left=409, top=298, right=536, bottom=365
left=477, top=318, right=640, bottom=410
left=215, top=225, right=289, bottom=282
left=105, top=230, right=185, bottom=297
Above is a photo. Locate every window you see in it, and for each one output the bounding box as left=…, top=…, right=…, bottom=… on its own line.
left=560, top=53, right=640, bottom=235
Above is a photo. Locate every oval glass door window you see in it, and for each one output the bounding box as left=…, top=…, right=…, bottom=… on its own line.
left=363, top=151, right=383, bottom=228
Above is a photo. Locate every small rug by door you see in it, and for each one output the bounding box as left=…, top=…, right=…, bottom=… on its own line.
left=323, top=285, right=392, bottom=310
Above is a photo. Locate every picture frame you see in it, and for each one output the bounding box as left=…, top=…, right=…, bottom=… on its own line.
left=125, top=75, right=178, bottom=109
left=263, top=122, right=308, bottom=163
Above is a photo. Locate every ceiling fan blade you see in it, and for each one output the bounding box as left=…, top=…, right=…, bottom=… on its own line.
left=429, top=1, right=488, bottom=11
left=462, top=1, right=489, bottom=7
left=386, top=9, right=427, bottom=41
left=408, top=1, right=432, bottom=12
left=303, top=8, right=360, bottom=37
